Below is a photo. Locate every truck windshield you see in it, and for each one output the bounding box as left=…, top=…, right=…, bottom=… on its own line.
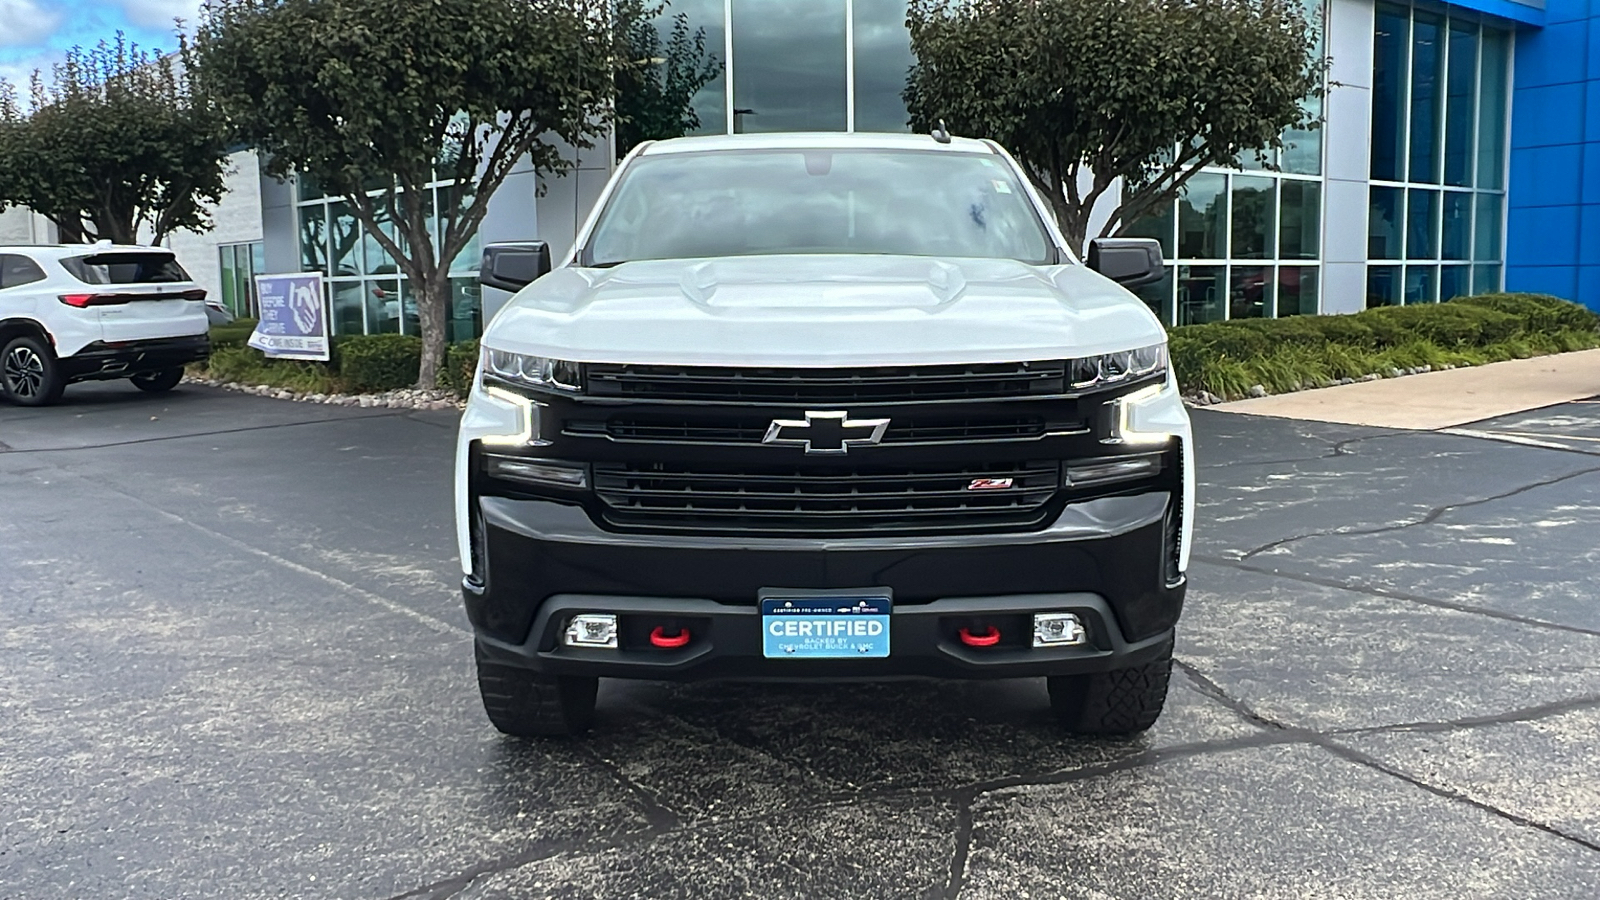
left=584, top=149, right=1057, bottom=267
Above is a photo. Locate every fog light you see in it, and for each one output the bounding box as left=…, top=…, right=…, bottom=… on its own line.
left=1065, top=454, right=1161, bottom=488
left=484, top=455, right=588, bottom=489
left=564, top=614, right=618, bottom=648
left=1033, top=613, right=1087, bottom=647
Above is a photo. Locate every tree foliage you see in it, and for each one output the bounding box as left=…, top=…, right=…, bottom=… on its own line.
left=192, top=0, right=613, bottom=388
left=904, top=0, right=1322, bottom=252
left=614, top=0, right=723, bottom=158
left=0, top=35, right=230, bottom=245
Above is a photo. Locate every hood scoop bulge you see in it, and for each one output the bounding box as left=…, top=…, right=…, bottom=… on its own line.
left=676, top=258, right=969, bottom=309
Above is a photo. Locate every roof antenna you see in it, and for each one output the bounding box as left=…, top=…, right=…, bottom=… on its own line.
left=931, top=119, right=952, bottom=144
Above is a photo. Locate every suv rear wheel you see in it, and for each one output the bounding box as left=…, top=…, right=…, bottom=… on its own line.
left=475, top=643, right=598, bottom=737
left=1049, top=638, right=1174, bottom=736
left=1, top=335, right=65, bottom=406
left=131, top=367, right=185, bottom=394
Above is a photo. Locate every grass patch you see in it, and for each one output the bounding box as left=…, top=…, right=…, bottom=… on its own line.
left=1173, top=293, right=1600, bottom=400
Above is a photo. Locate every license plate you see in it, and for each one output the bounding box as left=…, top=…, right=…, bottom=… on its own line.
left=761, top=595, right=891, bottom=659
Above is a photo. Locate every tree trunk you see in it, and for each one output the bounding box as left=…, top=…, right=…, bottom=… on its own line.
left=94, top=213, right=140, bottom=246
left=52, top=218, right=88, bottom=244
left=414, top=270, right=451, bottom=390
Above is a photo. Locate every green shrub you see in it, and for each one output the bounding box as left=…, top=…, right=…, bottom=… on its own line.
left=1167, top=291, right=1600, bottom=399
left=202, top=345, right=344, bottom=393
left=444, top=340, right=480, bottom=396
left=1453, top=292, right=1600, bottom=333
left=1168, top=321, right=1276, bottom=360
left=210, top=318, right=258, bottom=350
left=339, top=334, right=422, bottom=392
left=1360, top=304, right=1521, bottom=347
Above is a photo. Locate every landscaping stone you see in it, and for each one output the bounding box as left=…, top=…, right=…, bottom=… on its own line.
left=182, top=375, right=466, bottom=411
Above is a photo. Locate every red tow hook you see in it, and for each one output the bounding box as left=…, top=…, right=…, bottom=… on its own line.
left=958, top=626, right=1001, bottom=648
left=649, top=626, right=691, bottom=649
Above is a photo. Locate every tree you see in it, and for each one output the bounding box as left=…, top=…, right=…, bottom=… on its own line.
left=613, top=0, right=723, bottom=158
left=192, top=0, right=614, bottom=388
left=0, top=35, right=230, bottom=245
left=904, top=0, right=1322, bottom=253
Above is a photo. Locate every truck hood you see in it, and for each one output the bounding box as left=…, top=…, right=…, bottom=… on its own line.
left=483, top=255, right=1166, bottom=366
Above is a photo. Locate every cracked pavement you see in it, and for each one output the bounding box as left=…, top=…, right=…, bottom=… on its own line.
left=3, top=383, right=1600, bottom=898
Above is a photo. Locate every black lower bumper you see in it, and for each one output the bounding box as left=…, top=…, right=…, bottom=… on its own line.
left=62, top=336, right=210, bottom=382
left=467, top=491, right=1185, bottom=681
left=476, top=592, right=1175, bottom=680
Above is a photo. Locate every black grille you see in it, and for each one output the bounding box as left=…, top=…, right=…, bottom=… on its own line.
left=566, top=414, right=1057, bottom=445
left=593, top=460, right=1060, bottom=535
left=585, top=361, right=1068, bottom=403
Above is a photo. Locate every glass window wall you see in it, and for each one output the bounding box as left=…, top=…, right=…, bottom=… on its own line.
left=1367, top=4, right=1508, bottom=306
left=671, top=0, right=727, bottom=136
left=1133, top=167, right=1322, bottom=326
left=853, top=0, right=914, bottom=132
left=731, top=0, right=848, bottom=133
left=295, top=178, right=485, bottom=337
left=217, top=241, right=265, bottom=319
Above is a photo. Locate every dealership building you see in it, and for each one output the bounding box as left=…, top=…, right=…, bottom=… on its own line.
left=5, top=0, right=1597, bottom=334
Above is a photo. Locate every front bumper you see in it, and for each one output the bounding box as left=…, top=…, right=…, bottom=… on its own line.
left=466, top=492, right=1184, bottom=681
left=61, top=335, right=211, bottom=382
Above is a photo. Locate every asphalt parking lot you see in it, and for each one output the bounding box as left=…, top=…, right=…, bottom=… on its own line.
left=3, top=382, right=1600, bottom=899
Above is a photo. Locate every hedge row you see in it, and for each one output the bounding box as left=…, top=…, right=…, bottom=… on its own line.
left=1169, top=293, right=1600, bottom=399
left=201, top=327, right=481, bottom=397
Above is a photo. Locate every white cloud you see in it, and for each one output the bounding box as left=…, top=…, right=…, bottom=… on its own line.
left=0, top=49, right=62, bottom=89
left=0, top=0, right=62, bottom=49
left=119, top=0, right=203, bottom=30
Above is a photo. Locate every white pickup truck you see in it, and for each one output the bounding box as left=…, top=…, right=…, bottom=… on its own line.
left=455, top=132, right=1195, bottom=738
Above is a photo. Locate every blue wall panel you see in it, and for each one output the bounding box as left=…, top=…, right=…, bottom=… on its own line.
left=1448, top=0, right=1547, bottom=26
left=1517, top=21, right=1585, bottom=87
left=1509, top=144, right=1583, bottom=207
left=1509, top=206, right=1581, bottom=263
left=1505, top=0, right=1600, bottom=308
left=1506, top=264, right=1580, bottom=298
left=1512, top=83, right=1586, bottom=147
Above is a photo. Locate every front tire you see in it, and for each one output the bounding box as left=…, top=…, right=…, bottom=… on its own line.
left=475, top=644, right=598, bottom=738
left=131, top=367, right=185, bottom=394
left=1049, top=638, right=1174, bottom=736
left=1, top=335, right=65, bottom=406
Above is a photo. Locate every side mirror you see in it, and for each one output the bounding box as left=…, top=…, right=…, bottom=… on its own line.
left=479, top=242, right=552, bottom=293
left=1087, top=238, right=1165, bottom=288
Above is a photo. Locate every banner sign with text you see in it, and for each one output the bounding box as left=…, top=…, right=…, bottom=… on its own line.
left=249, top=273, right=330, bottom=361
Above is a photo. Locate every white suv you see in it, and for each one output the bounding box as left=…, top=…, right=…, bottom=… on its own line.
left=0, top=244, right=211, bottom=406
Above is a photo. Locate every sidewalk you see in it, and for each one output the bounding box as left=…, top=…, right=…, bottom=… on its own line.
left=1209, top=348, right=1600, bottom=429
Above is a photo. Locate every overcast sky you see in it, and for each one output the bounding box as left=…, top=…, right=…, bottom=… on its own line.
left=0, top=0, right=200, bottom=85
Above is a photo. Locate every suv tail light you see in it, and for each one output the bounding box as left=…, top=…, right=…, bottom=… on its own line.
left=59, top=293, right=125, bottom=307
left=60, top=288, right=206, bottom=307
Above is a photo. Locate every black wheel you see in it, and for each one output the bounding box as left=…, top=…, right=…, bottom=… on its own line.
left=1048, top=639, right=1174, bottom=736
left=1, top=335, right=65, bottom=406
left=130, top=367, right=185, bottom=393
left=475, top=643, right=598, bottom=737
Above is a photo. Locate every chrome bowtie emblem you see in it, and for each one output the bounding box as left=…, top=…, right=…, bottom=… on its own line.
left=762, top=410, right=890, bottom=455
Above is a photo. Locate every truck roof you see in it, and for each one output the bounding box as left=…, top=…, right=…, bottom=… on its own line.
left=638, top=131, right=998, bottom=156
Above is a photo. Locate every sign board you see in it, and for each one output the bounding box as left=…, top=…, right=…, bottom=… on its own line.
left=248, top=273, right=330, bottom=361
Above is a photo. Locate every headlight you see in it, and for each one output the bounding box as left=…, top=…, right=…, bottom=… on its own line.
left=1069, top=343, right=1167, bottom=391
left=483, top=348, right=583, bottom=393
